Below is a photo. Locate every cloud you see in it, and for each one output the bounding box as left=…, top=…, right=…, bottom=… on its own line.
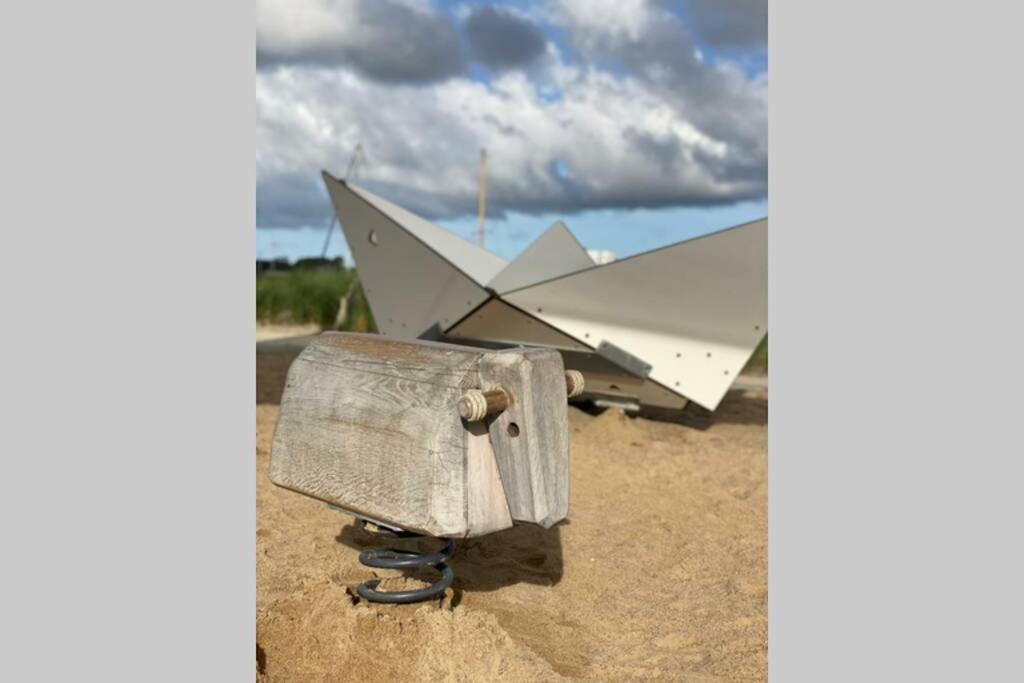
left=256, top=0, right=768, bottom=227
left=556, top=0, right=766, bottom=128
left=555, top=0, right=766, bottom=172
left=666, top=0, right=768, bottom=51
left=256, top=171, right=333, bottom=228
left=463, top=6, right=548, bottom=71
left=256, top=0, right=463, bottom=83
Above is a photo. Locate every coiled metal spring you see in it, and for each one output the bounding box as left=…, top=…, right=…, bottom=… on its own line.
left=356, top=519, right=455, bottom=604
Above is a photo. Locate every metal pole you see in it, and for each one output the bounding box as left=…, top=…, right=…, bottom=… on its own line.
left=322, top=143, right=363, bottom=259
left=346, top=143, right=363, bottom=181
left=320, top=215, right=337, bottom=258
left=477, top=148, right=487, bottom=248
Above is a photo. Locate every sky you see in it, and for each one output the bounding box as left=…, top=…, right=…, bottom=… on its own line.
left=256, top=0, right=767, bottom=265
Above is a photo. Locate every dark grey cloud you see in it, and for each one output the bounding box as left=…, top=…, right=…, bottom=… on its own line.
left=665, top=0, right=767, bottom=51
left=257, top=0, right=463, bottom=83
left=463, top=6, right=547, bottom=71
left=623, top=128, right=685, bottom=175
left=347, top=155, right=764, bottom=223
left=256, top=172, right=332, bottom=228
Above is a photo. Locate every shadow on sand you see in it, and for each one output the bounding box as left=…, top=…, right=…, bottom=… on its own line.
left=336, top=518, right=566, bottom=606
left=640, top=388, right=768, bottom=430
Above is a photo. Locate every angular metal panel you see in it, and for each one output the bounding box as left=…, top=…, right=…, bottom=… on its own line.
left=487, top=221, right=593, bottom=293
left=595, top=340, right=653, bottom=378
left=446, top=306, right=687, bottom=410
left=504, top=219, right=768, bottom=410
left=446, top=298, right=590, bottom=350
left=323, top=173, right=492, bottom=338
left=345, top=182, right=507, bottom=286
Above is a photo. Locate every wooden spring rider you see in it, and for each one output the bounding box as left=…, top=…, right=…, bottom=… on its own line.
left=269, top=332, right=580, bottom=603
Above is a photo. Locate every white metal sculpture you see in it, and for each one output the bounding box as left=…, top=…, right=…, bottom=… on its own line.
left=322, top=171, right=767, bottom=413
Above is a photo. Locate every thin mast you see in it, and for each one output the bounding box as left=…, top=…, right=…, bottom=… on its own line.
left=477, top=148, right=487, bottom=248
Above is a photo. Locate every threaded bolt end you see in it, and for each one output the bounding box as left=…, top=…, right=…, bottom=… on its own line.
left=565, top=370, right=585, bottom=398
left=458, top=390, right=488, bottom=421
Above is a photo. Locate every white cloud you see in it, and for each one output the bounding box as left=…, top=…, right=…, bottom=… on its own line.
left=556, top=0, right=653, bottom=43
left=256, top=0, right=767, bottom=227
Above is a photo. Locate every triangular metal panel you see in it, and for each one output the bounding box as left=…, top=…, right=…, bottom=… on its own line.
left=487, top=221, right=594, bottom=294
left=446, top=298, right=590, bottom=350
left=345, top=182, right=507, bottom=286
left=323, top=173, right=492, bottom=338
left=503, top=219, right=768, bottom=410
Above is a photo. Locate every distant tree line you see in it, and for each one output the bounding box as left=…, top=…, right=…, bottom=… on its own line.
left=256, top=256, right=345, bottom=275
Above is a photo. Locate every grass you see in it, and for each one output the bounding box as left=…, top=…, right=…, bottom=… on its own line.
left=742, top=338, right=768, bottom=375
left=256, top=267, right=377, bottom=332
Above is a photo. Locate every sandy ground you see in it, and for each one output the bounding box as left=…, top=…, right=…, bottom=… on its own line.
left=257, top=385, right=767, bottom=682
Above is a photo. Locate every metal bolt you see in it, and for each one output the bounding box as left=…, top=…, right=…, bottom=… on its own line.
left=458, top=388, right=510, bottom=421
left=565, top=370, right=585, bottom=398
left=460, top=372, right=585, bottom=421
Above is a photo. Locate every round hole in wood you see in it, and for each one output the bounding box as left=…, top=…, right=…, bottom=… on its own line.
left=507, top=422, right=520, bottom=437
left=368, top=230, right=379, bottom=246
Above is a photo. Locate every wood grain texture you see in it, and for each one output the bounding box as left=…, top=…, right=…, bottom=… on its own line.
left=269, top=332, right=567, bottom=537
left=464, top=421, right=513, bottom=536
left=480, top=348, right=570, bottom=528
left=270, top=333, right=480, bottom=536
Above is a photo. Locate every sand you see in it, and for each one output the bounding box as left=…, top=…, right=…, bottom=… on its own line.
left=256, top=391, right=767, bottom=681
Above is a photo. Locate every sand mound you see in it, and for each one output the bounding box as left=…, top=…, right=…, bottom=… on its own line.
left=257, top=593, right=564, bottom=681
left=257, top=391, right=767, bottom=681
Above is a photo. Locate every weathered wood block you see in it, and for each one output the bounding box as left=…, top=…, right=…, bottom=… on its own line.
left=268, top=332, right=570, bottom=538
